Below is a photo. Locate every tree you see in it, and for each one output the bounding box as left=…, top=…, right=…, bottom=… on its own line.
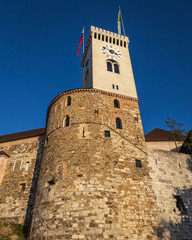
left=166, top=117, right=187, bottom=152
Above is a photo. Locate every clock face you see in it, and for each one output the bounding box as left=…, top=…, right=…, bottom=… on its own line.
left=101, top=45, right=122, bottom=60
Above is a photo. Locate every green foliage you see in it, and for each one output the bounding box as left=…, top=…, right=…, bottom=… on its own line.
left=0, top=222, right=26, bottom=240
left=166, top=117, right=187, bottom=151
left=166, top=117, right=187, bottom=140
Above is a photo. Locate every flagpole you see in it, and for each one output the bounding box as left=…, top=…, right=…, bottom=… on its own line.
left=119, top=6, right=126, bottom=36
left=83, top=27, right=85, bottom=54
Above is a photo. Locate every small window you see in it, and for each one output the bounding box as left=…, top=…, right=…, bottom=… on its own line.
left=94, top=32, right=97, bottom=39
left=114, top=99, right=120, bottom=108
left=136, top=160, right=142, bottom=168
left=106, top=36, right=108, bottom=42
left=120, top=40, right=122, bottom=46
left=104, top=131, right=110, bottom=137
left=65, top=96, right=71, bottom=107
left=109, top=37, right=112, bottom=43
left=107, top=62, right=112, bottom=72
left=98, top=34, right=100, bottom=40
left=116, top=118, right=122, bottom=129
left=112, top=84, right=115, bottom=89
left=25, top=162, right=30, bottom=171
left=116, top=85, right=119, bottom=90
left=63, top=116, right=70, bottom=127
left=113, top=38, right=115, bottom=44
left=114, top=64, right=119, bottom=74
left=117, top=39, right=119, bottom=45
left=124, top=41, right=126, bottom=48
left=102, top=35, right=104, bottom=41
left=20, top=183, right=26, bottom=192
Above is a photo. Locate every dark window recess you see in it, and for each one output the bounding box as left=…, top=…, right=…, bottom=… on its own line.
left=117, top=39, right=119, bottom=45
left=94, top=32, right=97, bottom=39
left=107, top=62, right=112, bottom=72
left=174, top=195, right=187, bottom=214
left=105, top=131, right=110, bottom=137
left=64, top=116, right=70, bottom=127
left=113, top=38, right=115, bottom=44
left=48, top=180, right=55, bottom=186
left=114, top=99, right=120, bottom=108
left=106, top=36, right=108, bottom=42
left=20, top=183, right=26, bottom=191
left=124, top=41, right=126, bottom=48
left=120, top=40, right=122, bottom=46
left=98, top=34, right=100, bottom=40
left=102, top=35, right=104, bottom=41
left=112, top=84, right=115, bottom=89
left=136, top=160, right=142, bottom=168
left=66, top=96, right=71, bottom=106
left=116, top=117, right=122, bottom=129
left=109, top=37, right=112, bottom=43
left=116, top=85, right=119, bottom=90
left=114, top=64, right=119, bottom=74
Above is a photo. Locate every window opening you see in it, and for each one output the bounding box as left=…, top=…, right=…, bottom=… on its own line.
left=106, top=36, right=108, bottom=42
left=94, top=32, right=97, bottom=39
left=114, top=99, right=120, bottom=108
left=20, top=183, right=26, bottom=192
left=112, top=84, right=115, bottom=89
left=98, top=34, right=100, bottom=40
left=63, top=116, right=70, bottom=127
left=114, top=64, right=119, bottom=74
left=102, top=35, right=104, bottom=41
left=116, top=85, right=119, bottom=90
left=107, top=62, right=112, bottom=72
left=174, top=195, right=187, bottom=214
left=124, top=41, right=126, bottom=48
left=136, top=160, right=142, bottom=168
left=109, top=37, right=112, bottom=43
left=117, top=39, right=119, bottom=45
left=25, top=162, right=30, bottom=171
left=105, top=131, right=110, bottom=137
left=116, top=118, right=122, bottom=129
left=65, top=96, right=71, bottom=107
left=120, top=40, right=122, bottom=46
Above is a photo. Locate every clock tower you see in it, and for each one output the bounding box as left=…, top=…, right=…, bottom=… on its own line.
left=81, top=26, right=138, bottom=98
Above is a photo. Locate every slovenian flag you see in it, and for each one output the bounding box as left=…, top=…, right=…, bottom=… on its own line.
left=117, top=8, right=121, bottom=35
left=77, top=27, right=84, bottom=56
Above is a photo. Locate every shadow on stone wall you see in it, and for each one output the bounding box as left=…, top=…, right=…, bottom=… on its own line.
left=153, top=157, right=192, bottom=239
left=23, top=136, right=44, bottom=238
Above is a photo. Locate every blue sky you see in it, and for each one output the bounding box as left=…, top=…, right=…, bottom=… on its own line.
left=0, top=0, right=191, bottom=136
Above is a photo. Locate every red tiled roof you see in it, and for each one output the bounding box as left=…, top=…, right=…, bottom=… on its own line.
left=0, top=128, right=45, bottom=143
left=145, top=128, right=172, bottom=141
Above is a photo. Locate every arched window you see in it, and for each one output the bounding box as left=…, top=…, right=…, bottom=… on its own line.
left=107, top=62, right=112, bottom=72
left=63, top=116, right=70, bottom=127
left=114, top=64, right=119, bottom=74
left=114, top=99, right=120, bottom=108
left=116, top=117, right=122, bottom=129
left=65, top=96, right=71, bottom=107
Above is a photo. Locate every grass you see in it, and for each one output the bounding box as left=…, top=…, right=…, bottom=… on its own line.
left=0, top=221, right=26, bottom=240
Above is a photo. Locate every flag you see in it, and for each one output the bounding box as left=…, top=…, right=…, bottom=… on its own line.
left=77, top=27, right=84, bottom=56
left=117, top=8, right=121, bottom=35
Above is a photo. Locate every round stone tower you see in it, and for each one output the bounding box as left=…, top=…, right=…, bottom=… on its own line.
left=30, top=88, right=158, bottom=239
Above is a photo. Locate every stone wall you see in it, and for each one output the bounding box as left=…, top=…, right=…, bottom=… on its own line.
left=0, top=136, right=44, bottom=226
left=30, top=89, right=159, bottom=240
left=148, top=149, right=192, bottom=239
left=146, top=141, right=183, bottom=152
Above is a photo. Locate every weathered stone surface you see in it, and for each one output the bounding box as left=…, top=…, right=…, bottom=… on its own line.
left=30, top=89, right=159, bottom=239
